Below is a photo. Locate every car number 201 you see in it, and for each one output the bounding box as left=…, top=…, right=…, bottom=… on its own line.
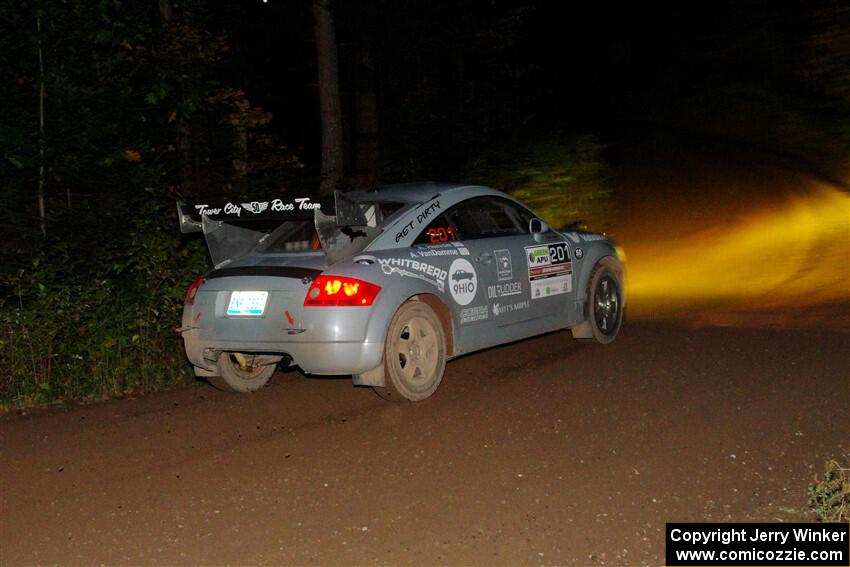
left=548, top=242, right=568, bottom=263
left=427, top=226, right=457, bottom=244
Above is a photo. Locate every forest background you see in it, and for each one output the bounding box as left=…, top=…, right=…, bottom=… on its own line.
left=2, top=0, right=849, bottom=409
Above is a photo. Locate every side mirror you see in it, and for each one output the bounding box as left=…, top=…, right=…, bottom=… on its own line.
left=529, top=218, right=549, bottom=242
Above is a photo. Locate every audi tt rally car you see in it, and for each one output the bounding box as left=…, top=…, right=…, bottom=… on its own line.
left=177, top=183, right=625, bottom=401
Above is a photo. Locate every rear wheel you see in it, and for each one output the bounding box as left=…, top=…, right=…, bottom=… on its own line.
left=374, top=301, right=446, bottom=402
left=209, top=352, right=279, bottom=393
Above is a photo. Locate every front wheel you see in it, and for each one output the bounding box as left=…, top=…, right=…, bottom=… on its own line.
left=374, top=301, right=447, bottom=402
left=208, top=352, right=279, bottom=393
left=585, top=261, right=624, bottom=344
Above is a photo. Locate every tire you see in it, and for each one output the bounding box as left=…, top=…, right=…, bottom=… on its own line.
left=208, top=352, right=279, bottom=393
left=582, top=260, right=624, bottom=344
left=374, top=301, right=447, bottom=402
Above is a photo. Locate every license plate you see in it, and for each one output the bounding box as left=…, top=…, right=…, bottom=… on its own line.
left=227, top=291, right=269, bottom=316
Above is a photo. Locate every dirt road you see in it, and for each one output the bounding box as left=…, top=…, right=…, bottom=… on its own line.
left=2, top=131, right=848, bottom=565
left=2, top=319, right=848, bottom=565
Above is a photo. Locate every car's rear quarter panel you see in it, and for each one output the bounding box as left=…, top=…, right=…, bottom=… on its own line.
left=186, top=268, right=385, bottom=375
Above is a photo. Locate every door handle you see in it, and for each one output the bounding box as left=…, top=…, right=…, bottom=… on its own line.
left=477, top=253, right=493, bottom=265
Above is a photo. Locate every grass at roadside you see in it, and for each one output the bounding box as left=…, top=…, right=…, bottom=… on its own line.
left=0, top=190, right=209, bottom=412
left=809, top=460, right=850, bottom=522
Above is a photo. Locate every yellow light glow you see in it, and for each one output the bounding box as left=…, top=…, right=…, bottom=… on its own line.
left=621, top=183, right=850, bottom=326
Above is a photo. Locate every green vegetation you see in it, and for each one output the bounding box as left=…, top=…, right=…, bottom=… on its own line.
left=0, top=2, right=299, bottom=411
left=0, top=192, right=209, bottom=410
left=808, top=460, right=850, bottom=522
left=466, top=136, right=614, bottom=232
left=654, top=83, right=850, bottom=181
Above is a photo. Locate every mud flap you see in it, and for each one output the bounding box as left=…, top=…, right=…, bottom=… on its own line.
left=352, top=364, right=386, bottom=387
left=193, top=366, right=219, bottom=378
left=569, top=321, right=594, bottom=339
left=570, top=296, right=593, bottom=339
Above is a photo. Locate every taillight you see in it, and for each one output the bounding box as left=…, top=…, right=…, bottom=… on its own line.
left=185, top=276, right=206, bottom=305
left=304, top=276, right=381, bottom=307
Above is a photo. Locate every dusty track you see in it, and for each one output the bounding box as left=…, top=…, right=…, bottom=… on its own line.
left=2, top=320, right=848, bottom=565
left=2, top=131, right=848, bottom=565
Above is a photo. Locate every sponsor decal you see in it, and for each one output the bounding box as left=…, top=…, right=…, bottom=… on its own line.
left=379, top=258, right=447, bottom=292
left=408, top=241, right=470, bottom=258
left=416, top=200, right=442, bottom=225
left=574, top=247, right=583, bottom=259
left=525, top=242, right=570, bottom=268
left=395, top=224, right=413, bottom=243
left=487, top=281, right=522, bottom=299
left=448, top=258, right=477, bottom=306
left=395, top=200, right=441, bottom=242
left=492, top=299, right=530, bottom=317
left=193, top=203, right=227, bottom=217
left=410, top=249, right=454, bottom=258
left=531, top=278, right=571, bottom=298
left=459, top=305, right=488, bottom=324
left=241, top=201, right=268, bottom=214
left=275, top=197, right=321, bottom=211
left=395, top=221, right=413, bottom=242
left=194, top=197, right=321, bottom=218
left=495, top=249, right=512, bottom=281
left=564, top=231, right=606, bottom=243
left=527, top=247, right=550, bottom=266
left=525, top=242, right=573, bottom=300
left=450, top=241, right=470, bottom=255
left=411, top=244, right=460, bottom=258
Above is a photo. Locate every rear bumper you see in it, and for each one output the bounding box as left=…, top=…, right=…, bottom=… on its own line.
left=181, top=327, right=383, bottom=375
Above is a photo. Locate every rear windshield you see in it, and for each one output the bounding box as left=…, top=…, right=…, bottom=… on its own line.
left=255, top=201, right=406, bottom=254
left=258, top=221, right=321, bottom=252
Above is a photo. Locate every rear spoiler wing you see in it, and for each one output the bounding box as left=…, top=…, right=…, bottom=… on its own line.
left=176, top=191, right=383, bottom=234
left=176, top=194, right=334, bottom=234
left=177, top=191, right=383, bottom=265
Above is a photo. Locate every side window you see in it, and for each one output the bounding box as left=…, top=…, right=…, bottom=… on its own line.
left=413, top=212, right=460, bottom=245
left=413, top=197, right=529, bottom=245
left=507, top=202, right=535, bottom=232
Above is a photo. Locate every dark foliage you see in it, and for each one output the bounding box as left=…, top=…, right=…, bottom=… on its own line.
left=3, top=1, right=850, bottom=408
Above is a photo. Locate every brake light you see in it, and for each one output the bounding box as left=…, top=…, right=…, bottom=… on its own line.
left=185, top=276, right=206, bottom=305
left=304, top=276, right=381, bottom=307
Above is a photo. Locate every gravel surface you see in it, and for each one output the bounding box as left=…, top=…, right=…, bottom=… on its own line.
left=2, top=130, right=847, bottom=566
left=2, top=320, right=848, bottom=565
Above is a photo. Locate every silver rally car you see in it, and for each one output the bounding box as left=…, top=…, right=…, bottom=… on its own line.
left=177, top=183, right=625, bottom=401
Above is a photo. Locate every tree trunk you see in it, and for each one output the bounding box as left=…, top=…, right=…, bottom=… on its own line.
left=37, top=14, right=46, bottom=239
left=354, top=44, right=378, bottom=186
left=231, top=97, right=249, bottom=180
left=157, top=0, right=172, bottom=22
left=158, top=0, right=195, bottom=195
left=313, top=0, right=343, bottom=195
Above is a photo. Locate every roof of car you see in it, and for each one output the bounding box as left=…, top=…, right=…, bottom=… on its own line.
left=373, top=182, right=500, bottom=202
